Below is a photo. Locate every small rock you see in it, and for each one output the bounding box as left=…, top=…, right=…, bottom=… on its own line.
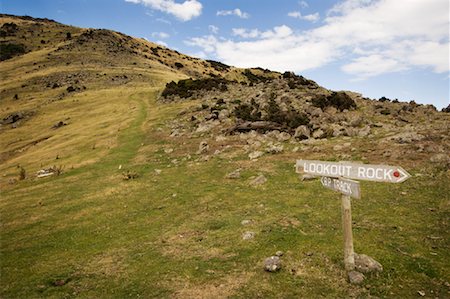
left=52, top=121, right=67, bottom=129
left=241, top=219, right=252, bottom=226
left=249, top=151, right=264, bottom=160
left=275, top=251, right=284, bottom=257
left=226, top=169, right=241, bottom=179
left=358, top=125, right=371, bottom=137
left=348, top=270, right=365, bottom=284
left=277, top=132, right=291, bottom=142
left=417, top=290, right=425, bottom=297
left=294, top=125, right=310, bottom=140
left=389, top=132, right=425, bottom=144
left=154, top=169, right=162, bottom=175
left=170, top=129, right=182, bottom=137
left=264, top=256, right=282, bottom=272
left=164, top=148, right=174, bottom=154
left=430, top=153, right=450, bottom=165
left=301, top=174, right=317, bottom=181
left=52, top=279, right=66, bottom=286
left=196, top=140, right=209, bottom=154
left=218, top=109, right=230, bottom=120
left=215, top=135, right=227, bottom=142
left=242, top=231, right=255, bottom=240
left=249, top=174, right=267, bottom=186
left=265, top=143, right=283, bottom=154
left=312, top=129, right=326, bottom=139
left=354, top=253, right=383, bottom=273
left=333, top=144, right=344, bottom=151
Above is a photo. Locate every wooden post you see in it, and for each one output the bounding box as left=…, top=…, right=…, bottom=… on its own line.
left=341, top=194, right=355, bottom=271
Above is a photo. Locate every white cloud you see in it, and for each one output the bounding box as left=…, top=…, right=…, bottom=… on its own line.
left=152, top=31, right=170, bottom=39
left=232, top=25, right=293, bottom=39
left=208, top=25, right=219, bottom=34
left=186, top=0, right=449, bottom=79
left=232, top=28, right=261, bottom=39
left=217, top=8, right=249, bottom=19
left=185, top=35, right=218, bottom=53
left=156, top=17, right=171, bottom=24
left=299, top=1, right=308, bottom=8
left=288, top=11, right=320, bottom=22
left=342, top=54, right=407, bottom=79
left=155, top=40, right=168, bottom=47
left=125, top=0, right=202, bottom=21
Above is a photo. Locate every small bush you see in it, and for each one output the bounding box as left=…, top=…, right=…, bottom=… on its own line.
left=0, top=23, right=19, bottom=37
left=243, top=69, right=271, bottom=83
left=234, top=104, right=261, bottom=121
left=0, top=43, right=26, bottom=61
left=442, top=104, right=450, bottom=113
left=283, top=71, right=317, bottom=89
left=234, top=98, right=309, bottom=130
left=161, top=78, right=229, bottom=99
left=174, top=62, right=184, bottom=69
left=312, top=92, right=356, bottom=111
left=207, top=60, right=230, bottom=72
left=18, top=166, right=26, bottom=180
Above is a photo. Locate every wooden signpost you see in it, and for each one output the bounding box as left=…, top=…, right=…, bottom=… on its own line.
left=296, top=159, right=411, bottom=271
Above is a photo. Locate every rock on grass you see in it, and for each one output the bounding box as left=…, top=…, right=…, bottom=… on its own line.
left=354, top=253, right=383, bottom=273
left=348, top=270, right=364, bottom=284
left=264, top=256, right=281, bottom=272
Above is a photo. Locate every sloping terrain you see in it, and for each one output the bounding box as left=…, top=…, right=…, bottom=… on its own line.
left=0, top=14, right=449, bottom=298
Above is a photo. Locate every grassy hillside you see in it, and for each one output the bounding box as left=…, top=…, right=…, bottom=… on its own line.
left=1, top=14, right=449, bottom=298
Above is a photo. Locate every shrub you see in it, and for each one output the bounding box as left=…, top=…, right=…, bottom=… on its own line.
left=0, top=43, right=26, bottom=61
left=18, top=166, right=26, bottom=180
left=233, top=97, right=309, bottom=129
left=265, top=99, right=285, bottom=124
left=442, top=104, right=450, bottom=113
left=161, top=78, right=229, bottom=99
left=283, top=71, right=317, bottom=89
left=66, top=32, right=72, bottom=39
left=312, top=92, right=356, bottom=111
left=174, top=62, right=184, bottom=69
left=207, top=60, right=230, bottom=72
left=234, top=104, right=261, bottom=121
left=243, top=69, right=271, bottom=83
left=0, top=23, right=19, bottom=37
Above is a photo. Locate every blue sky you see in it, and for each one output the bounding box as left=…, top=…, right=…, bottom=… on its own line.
left=2, top=0, right=449, bottom=109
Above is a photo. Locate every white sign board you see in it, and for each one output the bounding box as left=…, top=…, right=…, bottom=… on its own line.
left=321, top=176, right=361, bottom=199
left=296, top=160, right=411, bottom=183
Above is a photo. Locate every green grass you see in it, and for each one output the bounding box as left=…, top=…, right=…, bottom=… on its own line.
left=1, top=87, right=449, bottom=298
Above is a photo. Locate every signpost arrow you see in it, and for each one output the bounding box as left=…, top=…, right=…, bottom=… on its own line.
left=296, top=160, right=411, bottom=183
left=320, top=176, right=361, bottom=199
